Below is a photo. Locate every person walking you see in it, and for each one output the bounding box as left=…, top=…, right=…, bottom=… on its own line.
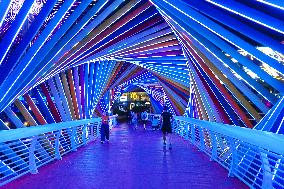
left=101, top=111, right=110, bottom=143
left=161, top=107, right=173, bottom=149
left=132, top=112, right=138, bottom=129
left=141, top=110, right=148, bottom=130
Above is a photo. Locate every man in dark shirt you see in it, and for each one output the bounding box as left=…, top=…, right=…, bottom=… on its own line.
left=161, top=107, right=173, bottom=149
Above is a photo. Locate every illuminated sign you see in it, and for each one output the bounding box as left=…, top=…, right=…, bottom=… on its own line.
left=120, top=96, right=127, bottom=102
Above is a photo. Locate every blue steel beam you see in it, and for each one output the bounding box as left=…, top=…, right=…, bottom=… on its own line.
left=0, top=0, right=34, bottom=65
left=152, top=0, right=284, bottom=93
left=88, top=63, right=95, bottom=117
left=84, top=64, right=89, bottom=118
left=18, top=0, right=124, bottom=99
left=187, top=50, right=241, bottom=125
left=254, top=97, right=284, bottom=132
left=90, top=62, right=99, bottom=112
left=0, top=0, right=58, bottom=85
left=0, top=0, right=76, bottom=112
left=256, top=0, right=284, bottom=10
left=85, top=24, right=171, bottom=60
left=186, top=59, right=221, bottom=122
left=30, top=0, right=109, bottom=86
left=206, top=0, right=284, bottom=34
left=0, top=1, right=11, bottom=28
left=159, top=0, right=284, bottom=75
left=4, top=107, right=24, bottom=128
left=170, top=19, right=276, bottom=108
left=186, top=32, right=270, bottom=113
left=33, top=88, right=56, bottom=124
left=155, top=3, right=277, bottom=103
left=166, top=17, right=270, bottom=116
left=44, top=0, right=125, bottom=79
left=54, top=75, right=72, bottom=121
left=180, top=0, right=284, bottom=55
left=48, top=78, right=68, bottom=122
left=0, top=119, right=9, bottom=130
left=0, top=0, right=92, bottom=111
left=72, top=7, right=159, bottom=63
left=73, top=67, right=83, bottom=119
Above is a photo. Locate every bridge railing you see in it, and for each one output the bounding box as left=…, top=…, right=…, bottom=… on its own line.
left=0, top=118, right=102, bottom=187
left=173, top=116, right=284, bottom=189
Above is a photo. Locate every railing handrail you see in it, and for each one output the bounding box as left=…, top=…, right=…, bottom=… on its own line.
left=0, top=118, right=101, bottom=143
left=109, top=114, right=118, bottom=119
left=174, top=116, right=284, bottom=155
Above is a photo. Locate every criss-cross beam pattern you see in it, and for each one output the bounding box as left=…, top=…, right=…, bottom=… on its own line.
left=0, top=0, right=283, bottom=132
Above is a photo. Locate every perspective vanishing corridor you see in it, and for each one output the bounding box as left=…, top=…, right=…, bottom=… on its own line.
left=0, top=0, right=283, bottom=188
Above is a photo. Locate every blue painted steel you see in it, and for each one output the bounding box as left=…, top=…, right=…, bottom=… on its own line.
left=0, top=119, right=9, bottom=130
left=0, top=0, right=34, bottom=65
left=168, top=0, right=284, bottom=74
left=82, top=24, right=171, bottom=62
left=73, top=7, right=158, bottom=62
left=181, top=0, right=284, bottom=55
left=33, top=88, right=55, bottom=124
left=189, top=52, right=241, bottom=126
left=84, top=63, right=89, bottom=118
left=33, top=0, right=108, bottom=84
left=0, top=0, right=76, bottom=112
left=48, top=78, right=68, bottom=122
left=157, top=4, right=276, bottom=103
left=206, top=0, right=284, bottom=34
left=186, top=58, right=221, bottom=122
left=91, top=62, right=99, bottom=112
left=0, top=0, right=91, bottom=109
left=45, top=0, right=124, bottom=75
left=186, top=32, right=270, bottom=113
left=88, top=63, right=95, bottom=116
left=4, top=107, right=24, bottom=128
left=254, top=96, right=284, bottom=133
left=260, top=0, right=284, bottom=8
left=0, top=0, right=57, bottom=85
left=0, top=0, right=11, bottom=28
left=54, top=75, right=72, bottom=121
left=153, top=0, right=284, bottom=93
left=73, top=67, right=83, bottom=119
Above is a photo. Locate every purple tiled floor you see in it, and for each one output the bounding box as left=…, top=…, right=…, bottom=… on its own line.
left=5, top=123, right=248, bottom=189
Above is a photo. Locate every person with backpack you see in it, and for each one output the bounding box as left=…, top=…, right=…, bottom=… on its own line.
left=101, top=111, right=110, bottom=143
left=161, top=106, right=173, bottom=149
left=141, top=110, right=148, bottom=130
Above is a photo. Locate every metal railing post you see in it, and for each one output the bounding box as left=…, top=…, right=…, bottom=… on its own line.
left=185, top=122, right=189, bottom=140
left=191, top=124, right=195, bottom=144
left=70, top=128, right=77, bottom=151
left=97, top=122, right=101, bottom=139
left=210, top=132, right=217, bottom=161
left=199, top=126, right=205, bottom=151
left=82, top=124, right=87, bottom=145
left=29, top=136, right=38, bottom=174
left=228, top=137, right=236, bottom=177
left=90, top=123, right=94, bottom=140
left=55, top=130, right=62, bottom=160
left=260, top=152, right=273, bottom=189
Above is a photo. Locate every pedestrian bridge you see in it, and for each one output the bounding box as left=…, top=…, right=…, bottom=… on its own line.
left=0, top=0, right=284, bottom=188
left=3, top=121, right=248, bottom=189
